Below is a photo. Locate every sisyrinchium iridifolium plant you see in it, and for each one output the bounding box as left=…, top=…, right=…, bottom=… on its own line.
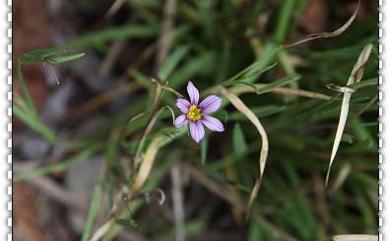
left=13, top=1, right=378, bottom=240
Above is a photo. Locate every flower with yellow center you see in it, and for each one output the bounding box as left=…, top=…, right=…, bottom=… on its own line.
left=174, top=81, right=224, bottom=143
left=186, top=105, right=202, bottom=121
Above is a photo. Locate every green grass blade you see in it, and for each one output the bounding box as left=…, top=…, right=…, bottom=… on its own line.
left=13, top=105, right=56, bottom=143
left=49, top=52, right=86, bottom=64
left=14, top=143, right=102, bottom=181
left=233, top=123, right=248, bottom=155
left=158, top=46, right=190, bottom=81
left=81, top=183, right=103, bottom=241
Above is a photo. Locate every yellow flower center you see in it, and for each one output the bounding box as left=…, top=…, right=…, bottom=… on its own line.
left=186, top=105, right=202, bottom=121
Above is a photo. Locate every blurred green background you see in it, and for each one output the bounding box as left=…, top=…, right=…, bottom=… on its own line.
left=13, top=0, right=378, bottom=241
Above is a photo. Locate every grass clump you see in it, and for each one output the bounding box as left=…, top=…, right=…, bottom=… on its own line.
left=14, top=1, right=378, bottom=240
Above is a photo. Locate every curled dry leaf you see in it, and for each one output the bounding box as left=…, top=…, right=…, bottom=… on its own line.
left=218, top=86, right=269, bottom=217
left=325, top=44, right=373, bottom=186
left=131, top=135, right=166, bottom=193
left=89, top=126, right=187, bottom=241
left=284, top=0, right=361, bottom=48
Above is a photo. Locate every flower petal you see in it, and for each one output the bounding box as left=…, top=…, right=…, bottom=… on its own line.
left=189, top=121, right=205, bottom=143
left=201, top=115, right=224, bottom=132
left=174, top=114, right=188, bottom=128
left=199, top=95, right=222, bottom=113
left=176, top=98, right=190, bottom=113
left=187, top=81, right=199, bottom=104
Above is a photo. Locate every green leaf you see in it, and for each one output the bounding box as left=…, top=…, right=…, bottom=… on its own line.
left=350, top=77, right=378, bottom=89
left=274, top=0, right=297, bottom=42
left=48, top=52, right=85, bottom=64
left=19, top=47, right=66, bottom=64
left=15, top=47, right=85, bottom=141
left=16, top=62, right=37, bottom=114
left=67, top=24, right=159, bottom=49
left=20, top=47, right=85, bottom=65
left=228, top=75, right=300, bottom=99
left=13, top=105, right=56, bottom=143
left=115, top=218, right=138, bottom=229
left=248, top=217, right=262, bottom=241
left=226, top=43, right=279, bottom=85
left=232, top=123, right=247, bottom=155
left=228, top=105, right=287, bottom=121
left=200, top=136, right=208, bottom=165
left=341, top=133, right=354, bottom=144
left=14, top=143, right=102, bottom=181
left=158, top=46, right=190, bottom=81
left=170, top=51, right=216, bottom=88
left=81, top=183, right=103, bottom=241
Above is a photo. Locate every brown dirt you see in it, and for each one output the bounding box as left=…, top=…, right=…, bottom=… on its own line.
left=14, top=183, right=49, bottom=241
left=13, top=0, right=54, bottom=128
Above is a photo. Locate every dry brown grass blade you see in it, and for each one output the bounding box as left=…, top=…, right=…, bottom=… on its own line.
left=134, top=107, right=166, bottom=162
left=131, top=135, right=166, bottom=193
left=330, top=162, right=352, bottom=194
left=259, top=218, right=298, bottom=241
left=325, top=44, right=373, bottom=186
left=162, top=85, right=184, bottom=98
left=270, top=87, right=330, bottom=100
left=218, top=86, right=269, bottom=217
left=347, top=44, right=373, bottom=85
left=129, top=111, right=147, bottom=122
left=134, top=106, right=176, bottom=165
left=90, top=133, right=168, bottom=241
left=151, top=81, right=164, bottom=108
left=74, top=82, right=141, bottom=114
left=232, top=84, right=331, bottom=100
left=357, top=96, right=378, bottom=116
left=332, top=234, right=378, bottom=241
left=90, top=220, right=115, bottom=241
left=171, top=165, right=186, bottom=241
left=227, top=78, right=330, bottom=100
left=156, top=0, right=177, bottom=72
left=325, top=92, right=352, bottom=185
left=283, top=0, right=360, bottom=48
left=106, top=0, right=127, bottom=17
left=188, top=165, right=244, bottom=213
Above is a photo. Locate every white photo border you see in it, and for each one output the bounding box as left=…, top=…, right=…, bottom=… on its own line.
left=0, top=1, right=386, bottom=241
left=0, top=0, right=11, bottom=240
left=380, top=0, right=387, bottom=240
left=0, top=0, right=11, bottom=241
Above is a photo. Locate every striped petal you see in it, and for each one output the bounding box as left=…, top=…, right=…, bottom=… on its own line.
left=189, top=121, right=205, bottom=143
left=199, top=95, right=222, bottom=114
left=201, top=115, right=224, bottom=132
left=187, top=81, right=199, bottom=104
left=176, top=98, right=190, bottom=113
left=174, top=114, right=188, bottom=128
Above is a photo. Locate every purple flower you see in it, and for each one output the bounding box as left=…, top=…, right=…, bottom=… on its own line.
left=174, top=81, right=224, bottom=143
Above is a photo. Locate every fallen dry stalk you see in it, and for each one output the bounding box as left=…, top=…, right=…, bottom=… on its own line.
left=188, top=165, right=244, bottom=213
left=73, top=82, right=141, bottom=114
left=330, top=162, right=352, bottom=194
left=271, top=87, right=330, bottom=100
left=131, top=135, right=166, bottom=193
left=171, top=165, right=186, bottom=241
left=325, top=44, right=373, bottom=186
left=284, top=0, right=360, bottom=48
left=259, top=218, right=298, bottom=241
left=332, top=234, right=378, bottom=241
left=106, top=0, right=127, bottom=17
left=156, top=0, right=177, bottom=71
left=218, top=86, right=269, bottom=217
